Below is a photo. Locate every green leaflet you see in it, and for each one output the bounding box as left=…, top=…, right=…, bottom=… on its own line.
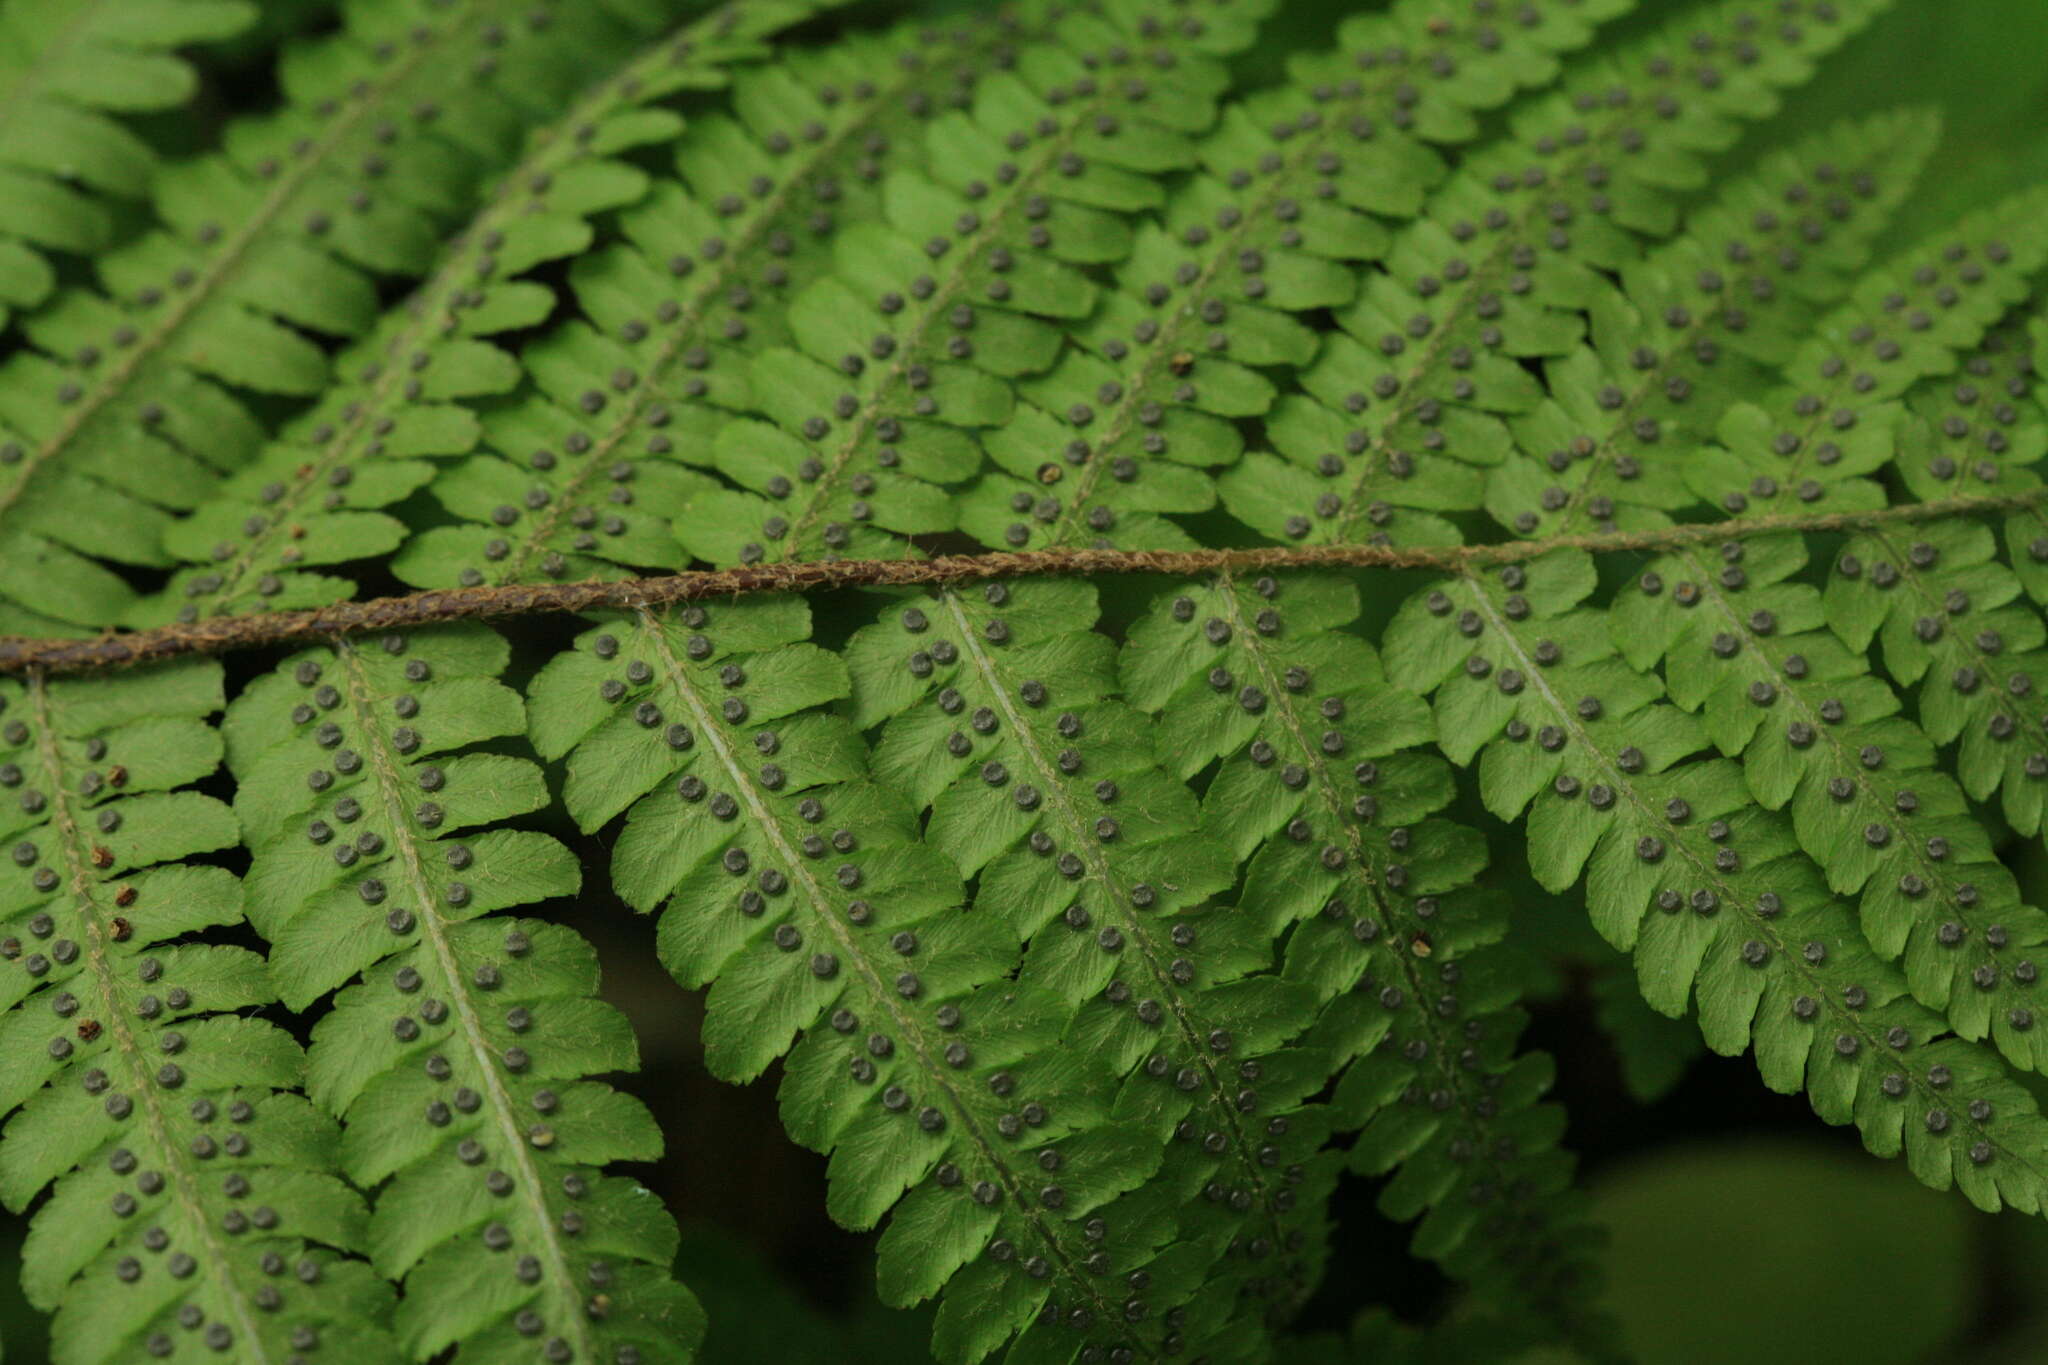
left=956, top=0, right=1637, bottom=556
left=0, top=0, right=257, bottom=330
left=225, top=626, right=697, bottom=1362
left=1681, top=183, right=2048, bottom=520
left=0, top=662, right=394, bottom=1364
left=395, top=8, right=1067, bottom=592
left=1897, top=318, right=2043, bottom=502
left=1384, top=550, right=2048, bottom=1215
left=1487, top=107, right=1941, bottom=540
left=1613, top=530, right=2048, bottom=1070
left=1118, top=567, right=1602, bottom=1344
left=139, top=0, right=824, bottom=624
left=0, top=0, right=687, bottom=635
left=526, top=596, right=1177, bottom=1365
left=1828, top=517, right=2048, bottom=842
left=1222, top=0, right=1898, bottom=552
left=843, top=577, right=1340, bottom=1359
left=672, top=0, right=1270, bottom=567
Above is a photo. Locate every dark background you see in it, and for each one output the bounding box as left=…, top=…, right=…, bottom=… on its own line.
left=5, top=0, right=2048, bottom=1360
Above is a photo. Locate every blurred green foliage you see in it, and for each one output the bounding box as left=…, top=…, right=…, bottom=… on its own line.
left=675, top=1223, right=934, bottom=1364
left=1591, top=1141, right=1975, bottom=1365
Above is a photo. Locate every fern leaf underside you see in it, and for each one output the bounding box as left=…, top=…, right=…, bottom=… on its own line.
left=1, top=0, right=2047, bottom=1361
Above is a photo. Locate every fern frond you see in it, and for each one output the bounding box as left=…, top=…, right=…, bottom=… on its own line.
left=1221, top=0, right=1896, bottom=551
left=395, top=6, right=1051, bottom=591
left=1119, top=568, right=1605, bottom=1346
left=671, top=0, right=1273, bottom=567
left=1682, top=185, right=2048, bottom=520
left=1829, top=515, right=2048, bottom=836
left=136, top=1, right=821, bottom=624
left=0, top=0, right=684, bottom=634
left=3, top=2, right=2047, bottom=1359
left=1384, top=549, right=2048, bottom=1214
left=1487, top=107, right=1940, bottom=539
left=528, top=599, right=1180, bottom=1365
left=223, top=627, right=695, bottom=1362
left=841, top=578, right=1341, bottom=1358
left=1897, top=319, right=2041, bottom=502
left=1612, top=526, right=2048, bottom=1069
left=952, top=0, right=1636, bottom=555
left=0, top=0, right=258, bottom=331
left=0, top=662, right=393, bottom=1363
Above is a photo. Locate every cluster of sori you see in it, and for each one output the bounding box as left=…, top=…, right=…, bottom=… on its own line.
left=1, top=0, right=2045, bottom=1362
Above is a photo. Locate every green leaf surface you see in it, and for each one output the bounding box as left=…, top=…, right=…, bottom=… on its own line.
left=0, top=662, right=394, bottom=1362
left=9, top=3, right=2048, bottom=1364
left=228, top=625, right=695, bottom=1363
